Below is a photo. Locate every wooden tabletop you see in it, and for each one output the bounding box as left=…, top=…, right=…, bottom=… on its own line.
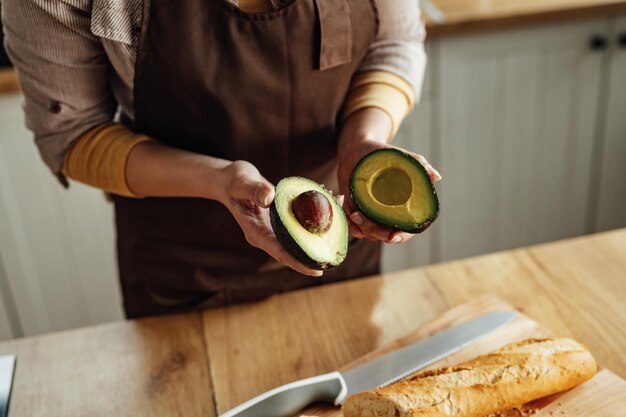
left=424, top=0, right=626, bottom=36
left=0, top=69, right=19, bottom=95
left=1, top=228, right=625, bottom=417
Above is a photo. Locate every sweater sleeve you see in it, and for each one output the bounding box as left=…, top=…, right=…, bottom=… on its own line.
left=357, top=0, right=427, bottom=101
left=2, top=0, right=118, bottom=174
left=343, top=70, right=415, bottom=136
left=62, top=123, right=152, bottom=197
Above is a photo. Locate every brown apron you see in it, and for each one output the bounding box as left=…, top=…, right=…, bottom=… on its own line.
left=113, top=0, right=382, bottom=318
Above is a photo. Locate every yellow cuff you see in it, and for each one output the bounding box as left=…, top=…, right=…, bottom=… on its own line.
left=344, top=71, right=415, bottom=136
left=62, top=123, right=152, bottom=197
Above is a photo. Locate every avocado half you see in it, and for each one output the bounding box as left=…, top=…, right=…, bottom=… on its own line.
left=270, top=177, right=349, bottom=270
left=350, top=149, right=439, bottom=233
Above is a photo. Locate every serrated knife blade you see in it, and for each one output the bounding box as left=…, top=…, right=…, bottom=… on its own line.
left=340, top=311, right=515, bottom=396
left=219, top=310, right=516, bottom=417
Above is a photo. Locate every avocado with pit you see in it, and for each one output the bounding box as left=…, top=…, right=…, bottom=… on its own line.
left=270, top=177, right=349, bottom=270
left=350, top=149, right=439, bottom=233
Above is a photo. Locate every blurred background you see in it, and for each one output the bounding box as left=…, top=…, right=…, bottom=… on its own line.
left=0, top=1, right=625, bottom=341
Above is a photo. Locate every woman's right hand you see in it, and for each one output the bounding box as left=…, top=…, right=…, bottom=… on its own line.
left=126, top=141, right=321, bottom=276
left=217, top=160, right=323, bottom=277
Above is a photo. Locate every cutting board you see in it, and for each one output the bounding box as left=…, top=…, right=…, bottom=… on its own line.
left=294, top=295, right=626, bottom=417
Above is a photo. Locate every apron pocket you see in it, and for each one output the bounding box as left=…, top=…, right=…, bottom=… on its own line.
left=315, top=0, right=353, bottom=70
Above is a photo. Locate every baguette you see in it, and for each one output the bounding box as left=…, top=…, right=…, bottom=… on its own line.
left=343, top=338, right=597, bottom=417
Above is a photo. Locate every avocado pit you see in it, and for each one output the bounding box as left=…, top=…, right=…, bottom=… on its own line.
left=269, top=177, right=349, bottom=270
left=291, top=190, right=333, bottom=234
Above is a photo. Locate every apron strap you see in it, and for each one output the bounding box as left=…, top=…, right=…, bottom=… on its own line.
left=314, top=0, right=353, bottom=70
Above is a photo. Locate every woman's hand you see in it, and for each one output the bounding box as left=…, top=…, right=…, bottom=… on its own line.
left=337, top=108, right=441, bottom=244
left=126, top=142, right=321, bottom=276
left=217, top=160, right=323, bottom=277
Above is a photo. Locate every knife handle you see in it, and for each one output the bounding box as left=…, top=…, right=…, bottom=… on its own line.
left=218, top=371, right=347, bottom=417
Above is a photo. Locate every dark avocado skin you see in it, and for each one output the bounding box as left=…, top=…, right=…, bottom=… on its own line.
left=269, top=203, right=338, bottom=271
left=404, top=211, right=439, bottom=234
left=350, top=149, right=440, bottom=234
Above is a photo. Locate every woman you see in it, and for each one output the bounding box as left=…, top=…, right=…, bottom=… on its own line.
left=3, top=0, right=440, bottom=318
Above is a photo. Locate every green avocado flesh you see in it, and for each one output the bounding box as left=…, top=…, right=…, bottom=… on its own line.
left=270, top=177, right=349, bottom=270
left=350, top=149, right=439, bottom=233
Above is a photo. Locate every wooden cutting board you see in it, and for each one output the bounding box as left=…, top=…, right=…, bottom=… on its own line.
left=295, top=295, right=626, bottom=417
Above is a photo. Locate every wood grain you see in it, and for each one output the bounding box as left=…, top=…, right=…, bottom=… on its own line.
left=0, top=313, right=215, bottom=417
left=426, top=230, right=626, bottom=375
left=0, top=69, right=19, bottom=95
left=294, top=295, right=626, bottom=416
left=425, top=0, right=626, bottom=36
left=204, top=229, right=626, bottom=416
left=0, top=230, right=624, bottom=416
left=202, top=273, right=448, bottom=413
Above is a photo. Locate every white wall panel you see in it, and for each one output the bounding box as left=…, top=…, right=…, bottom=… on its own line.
left=437, top=18, right=607, bottom=261
left=0, top=306, right=12, bottom=341
left=0, top=254, right=15, bottom=341
left=594, top=16, right=626, bottom=232
left=0, top=93, right=123, bottom=337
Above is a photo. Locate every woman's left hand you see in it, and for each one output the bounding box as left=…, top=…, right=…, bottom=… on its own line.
left=337, top=109, right=441, bottom=244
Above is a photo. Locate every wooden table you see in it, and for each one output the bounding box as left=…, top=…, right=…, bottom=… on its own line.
left=0, top=69, right=19, bottom=95
left=425, top=0, right=626, bottom=36
left=1, top=229, right=625, bottom=416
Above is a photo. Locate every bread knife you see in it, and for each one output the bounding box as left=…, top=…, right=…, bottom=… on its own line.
left=0, top=355, right=16, bottom=417
left=219, top=310, right=516, bottom=417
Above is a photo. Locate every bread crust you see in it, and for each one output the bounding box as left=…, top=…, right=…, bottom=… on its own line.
left=343, top=338, right=597, bottom=417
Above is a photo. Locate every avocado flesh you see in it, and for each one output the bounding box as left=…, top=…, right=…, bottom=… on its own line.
left=270, top=177, right=348, bottom=270
left=350, top=149, right=439, bottom=233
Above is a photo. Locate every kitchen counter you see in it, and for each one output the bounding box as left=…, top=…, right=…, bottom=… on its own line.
left=1, top=228, right=624, bottom=417
left=0, top=69, right=19, bottom=95
left=424, top=0, right=626, bottom=36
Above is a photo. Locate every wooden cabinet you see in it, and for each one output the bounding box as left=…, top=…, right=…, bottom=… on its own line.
left=594, top=16, right=626, bottom=232
left=0, top=94, right=123, bottom=337
left=436, top=18, right=608, bottom=261
left=0, top=314, right=12, bottom=341
left=0, top=269, right=14, bottom=341
left=0, top=252, right=19, bottom=341
left=385, top=16, right=626, bottom=268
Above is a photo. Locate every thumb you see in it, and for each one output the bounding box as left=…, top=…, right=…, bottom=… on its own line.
left=236, top=179, right=275, bottom=208
left=226, top=161, right=276, bottom=207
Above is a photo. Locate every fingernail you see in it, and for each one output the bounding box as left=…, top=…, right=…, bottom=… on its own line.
left=350, top=212, right=364, bottom=225
left=390, top=235, right=402, bottom=243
